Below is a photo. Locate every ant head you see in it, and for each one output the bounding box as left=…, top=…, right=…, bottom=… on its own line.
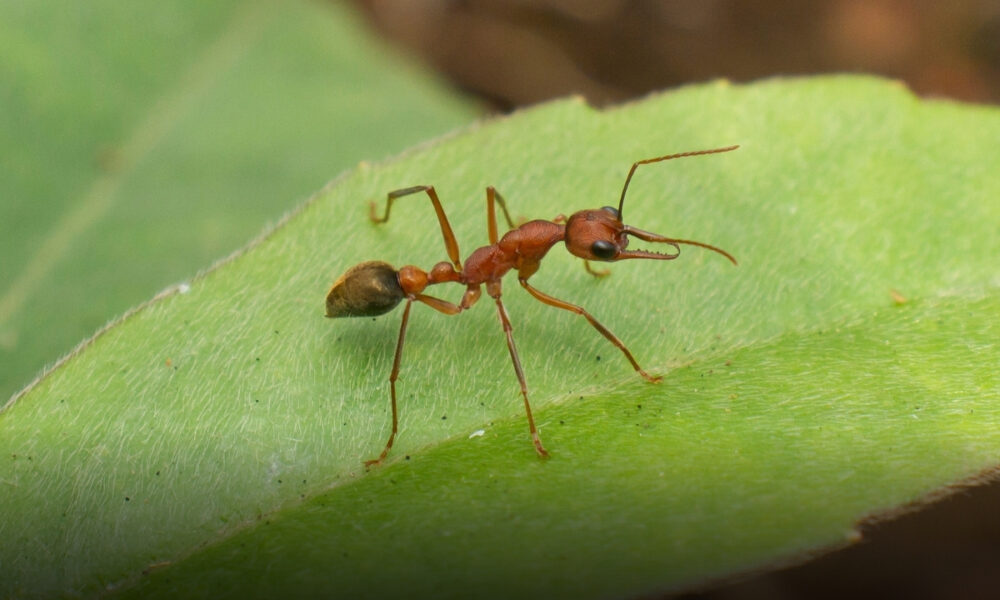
left=563, top=145, right=740, bottom=265
left=563, top=207, right=737, bottom=264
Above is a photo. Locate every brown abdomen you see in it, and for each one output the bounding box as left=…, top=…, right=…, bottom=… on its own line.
left=325, top=261, right=405, bottom=318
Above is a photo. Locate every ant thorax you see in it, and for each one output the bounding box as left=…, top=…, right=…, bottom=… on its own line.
left=461, top=220, right=565, bottom=285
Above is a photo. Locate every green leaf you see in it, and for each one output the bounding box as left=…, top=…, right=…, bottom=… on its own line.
left=3, top=76, right=999, bottom=599
left=0, top=0, right=477, bottom=400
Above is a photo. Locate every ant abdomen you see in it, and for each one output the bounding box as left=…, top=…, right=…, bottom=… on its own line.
left=326, top=261, right=405, bottom=318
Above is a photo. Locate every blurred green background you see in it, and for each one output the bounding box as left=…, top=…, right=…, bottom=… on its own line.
left=0, top=0, right=478, bottom=403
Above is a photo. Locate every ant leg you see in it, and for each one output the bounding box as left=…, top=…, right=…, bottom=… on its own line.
left=486, top=186, right=517, bottom=244
left=364, top=299, right=413, bottom=469
left=364, top=292, right=472, bottom=468
left=414, top=293, right=462, bottom=315
left=370, top=186, right=461, bottom=270
left=491, top=291, right=549, bottom=458
left=518, top=278, right=662, bottom=383
left=583, top=260, right=610, bottom=278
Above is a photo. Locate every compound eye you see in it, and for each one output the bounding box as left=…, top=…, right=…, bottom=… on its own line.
left=600, top=206, right=621, bottom=219
left=590, top=239, right=617, bottom=260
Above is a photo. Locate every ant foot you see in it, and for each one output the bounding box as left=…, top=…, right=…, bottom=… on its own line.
left=640, top=370, right=663, bottom=383
left=368, top=201, right=386, bottom=224
left=583, top=261, right=611, bottom=278
left=531, top=433, right=550, bottom=459
left=363, top=457, right=385, bottom=470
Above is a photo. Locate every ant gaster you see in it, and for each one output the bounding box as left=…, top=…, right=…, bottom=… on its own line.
left=326, top=146, right=739, bottom=467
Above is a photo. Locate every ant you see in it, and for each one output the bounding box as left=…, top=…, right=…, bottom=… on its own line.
left=326, top=146, right=739, bottom=467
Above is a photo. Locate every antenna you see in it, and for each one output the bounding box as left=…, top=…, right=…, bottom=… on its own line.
left=617, top=145, right=739, bottom=218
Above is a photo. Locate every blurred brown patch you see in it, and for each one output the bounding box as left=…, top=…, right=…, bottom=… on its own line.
left=351, top=0, right=1000, bottom=109
left=679, top=476, right=1000, bottom=600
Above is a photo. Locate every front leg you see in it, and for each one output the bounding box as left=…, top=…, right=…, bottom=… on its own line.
left=583, top=261, right=610, bottom=278
left=518, top=278, right=661, bottom=383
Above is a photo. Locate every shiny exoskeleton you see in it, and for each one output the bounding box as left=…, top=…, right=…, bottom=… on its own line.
left=327, top=146, right=739, bottom=467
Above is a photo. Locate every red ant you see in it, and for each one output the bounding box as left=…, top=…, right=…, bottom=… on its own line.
left=326, top=146, right=739, bottom=467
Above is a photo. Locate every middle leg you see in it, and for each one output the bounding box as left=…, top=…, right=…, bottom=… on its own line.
left=486, top=186, right=518, bottom=245
left=490, top=288, right=549, bottom=458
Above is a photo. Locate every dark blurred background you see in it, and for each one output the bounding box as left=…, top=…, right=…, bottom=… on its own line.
left=345, top=2, right=1000, bottom=598
left=351, top=0, right=1000, bottom=110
